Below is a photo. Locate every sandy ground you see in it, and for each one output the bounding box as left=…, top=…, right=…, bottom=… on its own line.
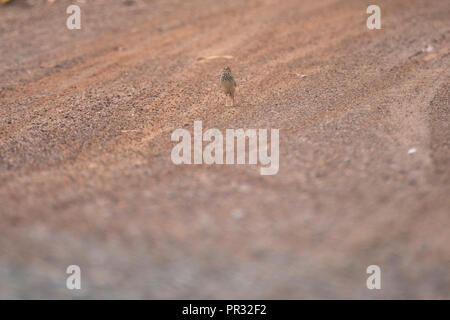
left=0, top=0, right=449, bottom=299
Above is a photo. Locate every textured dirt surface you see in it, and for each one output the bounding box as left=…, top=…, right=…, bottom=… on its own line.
left=0, top=0, right=449, bottom=299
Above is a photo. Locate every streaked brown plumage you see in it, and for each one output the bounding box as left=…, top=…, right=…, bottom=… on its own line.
left=220, top=66, right=236, bottom=106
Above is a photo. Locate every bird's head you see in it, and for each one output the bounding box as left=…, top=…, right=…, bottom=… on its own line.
left=223, top=66, right=232, bottom=73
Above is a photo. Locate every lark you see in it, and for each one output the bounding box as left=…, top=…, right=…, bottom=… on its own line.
left=220, top=66, right=236, bottom=106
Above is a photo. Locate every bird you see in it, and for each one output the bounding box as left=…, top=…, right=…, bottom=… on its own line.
left=220, top=66, right=236, bottom=106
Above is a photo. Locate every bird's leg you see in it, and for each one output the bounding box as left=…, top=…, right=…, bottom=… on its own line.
left=231, top=95, right=235, bottom=107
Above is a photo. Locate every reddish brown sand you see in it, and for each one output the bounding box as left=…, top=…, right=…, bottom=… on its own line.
left=0, top=0, right=449, bottom=298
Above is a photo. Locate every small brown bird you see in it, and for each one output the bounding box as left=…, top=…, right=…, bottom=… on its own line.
left=220, top=66, right=236, bottom=106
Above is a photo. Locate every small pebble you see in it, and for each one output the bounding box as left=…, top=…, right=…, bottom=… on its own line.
left=231, top=209, right=245, bottom=220
left=408, top=148, right=417, bottom=155
left=424, top=45, right=433, bottom=53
